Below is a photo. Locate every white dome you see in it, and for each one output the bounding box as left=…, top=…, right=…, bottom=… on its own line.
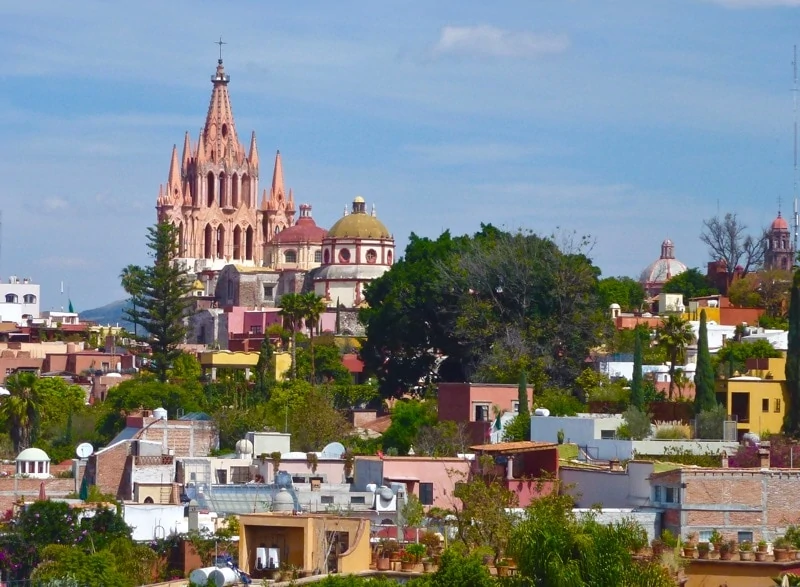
left=235, top=439, right=253, bottom=455
left=609, top=303, right=621, bottom=310
left=639, top=258, right=687, bottom=285
left=271, top=488, right=295, bottom=512
left=16, top=447, right=50, bottom=462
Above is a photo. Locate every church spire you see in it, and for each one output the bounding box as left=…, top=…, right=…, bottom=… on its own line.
left=181, top=132, right=192, bottom=168
left=271, top=150, right=285, bottom=200
left=167, top=144, right=182, bottom=203
left=248, top=131, right=259, bottom=168
left=202, top=53, right=241, bottom=164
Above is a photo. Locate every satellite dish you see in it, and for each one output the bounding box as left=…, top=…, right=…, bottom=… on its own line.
left=75, top=443, right=94, bottom=459
left=321, top=442, right=346, bottom=458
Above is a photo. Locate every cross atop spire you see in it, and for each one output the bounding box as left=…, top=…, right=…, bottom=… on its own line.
left=216, top=36, right=227, bottom=63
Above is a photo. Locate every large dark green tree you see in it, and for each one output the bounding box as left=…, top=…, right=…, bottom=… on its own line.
left=0, top=372, right=42, bottom=452
left=597, top=276, right=645, bottom=312
left=694, top=309, right=717, bottom=413
left=630, top=332, right=644, bottom=409
left=786, top=271, right=800, bottom=436
left=122, top=223, right=192, bottom=382
left=661, top=267, right=718, bottom=301
left=120, top=264, right=147, bottom=338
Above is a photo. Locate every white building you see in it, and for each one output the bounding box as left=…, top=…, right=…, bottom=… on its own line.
left=313, top=197, right=395, bottom=309
left=0, top=276, right=40, bottom=325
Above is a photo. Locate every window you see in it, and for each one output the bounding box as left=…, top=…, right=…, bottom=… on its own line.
left=665, top=487, right=678, bottom=503
left=350, top=496, right=366, bottom=505
left=419, top=482, right=434, bottom=505
left=250, top=325, right=262, bottom=335
left=264, top=285, right=274, bottom=298
left=366, top=249, right=378, bottom=264
left=738, top=531, right=754, bottom=544
left=23, top=294, right=36, bottom=304
left=231, top=467, right=251, bottom=483
left=314, top=250, right=322, bottom=263
left=324, top=249, right=331, bottom=264
left=511, top=401, right=520, bottom=414
left=5, top=294, right=18, bottom=303
left=600, top=430, right=616, bottom=440
left=699, top=530, right=713, bottom=543
left=338, top=248, right=351, bottom=263
left=653, top=486, right=662, bottom=503
left=776, top=398, right=782, bottom=413
left=284, top=250, right=297, bottom=263
left=474, top=404, right=490, bottom=422
left=763, top=398, right=769, bottom=413
left=321, top=495, right=334, bottom=504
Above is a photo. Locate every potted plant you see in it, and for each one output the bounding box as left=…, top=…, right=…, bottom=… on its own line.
left=343, top=451, right=355, bottom=482
left=422, top=557, right=435, bottom=573
left=739, top=541, right=753, bottom=561
left=709, top=530, right=724, bottom=558
left=697, top=542, right=711, bottom=560
left=306, top=452, right=319, bottom=474
left=719, top=539, right=737, bottom=561
left=652, top=538, right=666, bottom=558
left=381, top=539, right=400, bottom=562
left=406, top=543, right=426, bottom=571
left=270, top=451, right=282, bottom=477
left=496, top=557, right=511, bottom=577
left=756, top=541, right=768, bottom=561
left=774, top=537, right=792, bottom=562
left=683, top=532, right=698, bottom=558
left=400, top=551, right=417, bottom=572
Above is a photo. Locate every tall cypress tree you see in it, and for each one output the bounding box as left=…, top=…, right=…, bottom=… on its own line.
left=694, top=309, right=717, bottom=414
left=517, top=371, right=531, bottom=441
left=785, top=271, right=800, bottom=435
left=123, top=222, right=192, bottom=382
left=630, top=332, right=644, bottom=409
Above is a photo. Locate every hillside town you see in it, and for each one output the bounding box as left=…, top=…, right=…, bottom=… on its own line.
left=3, top=16, right=800, bottom=587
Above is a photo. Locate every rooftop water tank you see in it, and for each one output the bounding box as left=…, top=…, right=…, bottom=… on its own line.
left=188, top=567, right=217, bottom=586
left=272, top=487, right=294, bottom=512
left=534, top=408, right=550, bottom=417
left=208, top=566, right=238, bottom=587
left=153, top=407, right=168, bottom=421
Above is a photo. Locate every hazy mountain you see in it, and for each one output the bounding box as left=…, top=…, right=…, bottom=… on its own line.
left=79, top=299, right=134, bottom=330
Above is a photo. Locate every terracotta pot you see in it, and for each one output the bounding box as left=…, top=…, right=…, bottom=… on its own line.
left=758, top=544, right=769, bottom=553
left=401, top=561, right=415, bottom=572
left=497, top=566, right=510, bottom=577
left=682, top=547, right=697, bottom=558
left=698, top=549, right=710, bottom=560
left=720, top=551, right=733, bottom=561
left=423, top=562, right=435, bottom=573
left=774, top=548, right=791, bottom=562
left=376, top=557, right=391, bottom=571
left=739, top=550, right=753, bottom=561
left=755, top=551, right=767, bottom=561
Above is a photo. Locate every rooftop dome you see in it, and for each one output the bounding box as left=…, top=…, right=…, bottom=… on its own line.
left=771, top=213, right=789, bottom=231
left=271, top=487, right=295, bottom=512
left=327, top=197, right=391, bottom=240
left=235, top=438, right=253, bottom=456
left=274, top=205, right=327, bottom=244
left=16, top=447, right=50, bottom=462
left=639, top=238, right=687, bottom=289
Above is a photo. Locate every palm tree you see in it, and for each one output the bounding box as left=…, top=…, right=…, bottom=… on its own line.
left=120, top=264, right=146, bottom=339
left=657, top=315, right=695, bottom=400
left=300, top=292, right=328, bottom=385
left=279, top=293, right=306, bottom=379
left=0, top=372, right=42, bottom=453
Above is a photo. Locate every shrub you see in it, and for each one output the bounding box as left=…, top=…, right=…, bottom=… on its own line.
left=653, top=421, right=690, bottom=440
left=695, top=404, right=727, bottom=440
left=621, top=406, right=652, bottom=440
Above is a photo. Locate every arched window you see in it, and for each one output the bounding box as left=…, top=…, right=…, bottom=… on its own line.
left=204, top=224, right=213, bottom=259
left=5, top=294, right=18, bottom=303
left=387, top=250, right=393, bottom=265
left=323, top=249, right=330, bottom=264
left=217, top=225, right=226, bottom=258
left=338, top=248, right=351, bottom=263
left=366, top=249, right=377, bottom=264
left=241, top=174, right=251, bottom=207
left=219, top=172, right=227, bottom=207
left=23, top=294, right=36, bottom=304
left=314, top=250, right=322, bottom=263
left=245, top=226, right=254, bottom=261
left=231, top=173, right=239, bottom=208
left=206, top=172, right=216, bottom=207
left=233, top=226, right=242, bottom=259
left=284, top=250, right=297, bottom=263
left=144, top=496, right=154, bottom=504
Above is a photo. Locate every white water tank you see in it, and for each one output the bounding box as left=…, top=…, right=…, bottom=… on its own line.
left=188, top=567, right=217, bottom=585
left=209, top=566, right=238, bottom=586
left=153, top=407, right=168, bottom=421
left=534, top=408, right=550, bottom=417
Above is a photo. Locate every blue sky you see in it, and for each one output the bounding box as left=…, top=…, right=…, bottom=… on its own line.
left=0, top=0, right=799, bottom=311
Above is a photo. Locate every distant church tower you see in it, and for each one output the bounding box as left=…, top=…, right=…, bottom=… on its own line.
left=156, top=55, right=295, bottom=271
left=765, top=212, right=794, bottom=271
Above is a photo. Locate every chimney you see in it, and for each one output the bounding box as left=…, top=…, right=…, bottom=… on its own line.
left=721, top=451, right=729, bottom=469
left=758, top=448, right=770, bottom=469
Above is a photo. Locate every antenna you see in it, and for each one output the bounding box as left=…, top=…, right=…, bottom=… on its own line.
left=793, top=45, right=799, bottom=255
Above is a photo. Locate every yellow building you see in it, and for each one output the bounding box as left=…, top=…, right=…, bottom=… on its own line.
left=198, top=349, right=292, bottom=381
left=238, top=512, right=371, bottom=578
left=722, top=357, right=788, bottom=437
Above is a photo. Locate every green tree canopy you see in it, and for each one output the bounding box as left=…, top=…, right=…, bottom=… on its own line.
left=382, top=400, right=437, bottom=455
left=656, top=315, right=695, bottom=400
left=661, top=267, right=718, bottom=301
left=716, top=338, right=782, bottom=377
left=598, top=276, right=645, bottom=312
left=0, top=371, right=42, bottom=452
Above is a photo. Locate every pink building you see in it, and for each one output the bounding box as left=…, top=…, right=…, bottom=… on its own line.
left=438, top=382, right=533, bottom=444
left=255, top=456, right=346, bottom=484
left=353, top=455, right=472, bottom=510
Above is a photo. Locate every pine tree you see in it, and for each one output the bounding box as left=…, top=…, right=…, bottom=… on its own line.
left=630, top=332, right=644, bottom=409
left=785, top=271, right=800, bottom=435
left=694, top=309, right=717, bottom=414
left=517, top=371, right=531, bottom=441
left=123, top=222, right=192, bottom=383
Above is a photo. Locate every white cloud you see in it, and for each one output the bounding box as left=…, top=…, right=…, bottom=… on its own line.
left=704, top=0, right=800, bottom=6
left=43, top=197, right=68, bottom=211
left=434, top=25, right=569, bottom=59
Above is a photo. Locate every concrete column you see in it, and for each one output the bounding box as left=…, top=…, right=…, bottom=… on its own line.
left=506, top=456, right=514, bottom=480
